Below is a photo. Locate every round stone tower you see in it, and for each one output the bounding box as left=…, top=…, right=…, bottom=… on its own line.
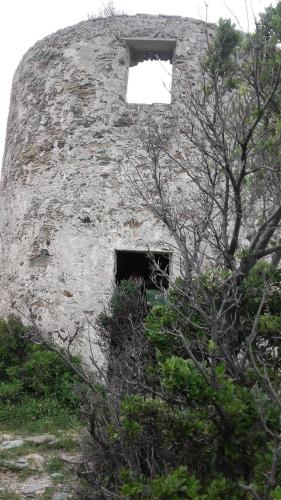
left=0, top=14, right=209, bottom=361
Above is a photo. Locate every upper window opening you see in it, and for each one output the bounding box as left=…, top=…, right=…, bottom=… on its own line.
left=125, top=39, right=176, bottom=105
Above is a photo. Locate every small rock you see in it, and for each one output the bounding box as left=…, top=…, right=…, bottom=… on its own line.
left=0, top=433, right=14, bottom=442
left=25, top=434, right=57, bottom=445
left=52, top=493, right=68, bottom=500
left=21, top=476, right=52, bottom=496
left=51, top=472, right=63, bottom=478
left=23, top=481, right=46, bottom=494
left=0, top=438, right=24, bottom=450
left=25, top=453, right=45, bottom=469
left=61, top=452, right=82, bottom=464
left=15, top=458, right=29, bottom=467
left=0, top=458, right=28, bottom=470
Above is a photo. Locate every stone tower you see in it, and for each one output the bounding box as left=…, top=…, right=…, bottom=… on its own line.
left=0, top=14, right=210, bottom=361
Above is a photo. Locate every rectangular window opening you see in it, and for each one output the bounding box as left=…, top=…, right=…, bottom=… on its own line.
left=115, top=250, right=170, bottom=305
left=125, top=39, right=176, bottom=105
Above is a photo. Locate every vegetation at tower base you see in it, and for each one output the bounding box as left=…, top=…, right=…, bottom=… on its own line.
left=0, top=316, right=80, bottom=431
left=79, top=268, right=281, bottom=499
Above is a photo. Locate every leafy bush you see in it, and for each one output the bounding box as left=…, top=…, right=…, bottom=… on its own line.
left=0, top=316, right=80, bottom=428
left=242, top=261, right=281, bottom=317
left=81, top=270, right=281, bottom=499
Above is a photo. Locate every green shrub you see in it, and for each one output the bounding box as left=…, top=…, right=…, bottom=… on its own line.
left=0, top=316, right=79, bottom=404
left=83, top=271, right=281, bottom=498
left=0, top=316, right=29, bottom=377
left=0, top=316, right=80, bottom=429
left=242, top=261, right=281, bottom=316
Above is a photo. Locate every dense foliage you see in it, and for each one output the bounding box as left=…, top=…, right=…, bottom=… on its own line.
left=83, top=269, right=281, bottom=499
left=0, top=316, right=80, bottom=429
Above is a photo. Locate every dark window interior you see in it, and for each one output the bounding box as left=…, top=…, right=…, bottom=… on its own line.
left=115, top=251, right=170, bottom=289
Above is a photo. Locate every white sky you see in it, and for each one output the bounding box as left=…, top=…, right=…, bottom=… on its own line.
left=0, top=0, right=277, bottom=163
left=127, top=60, right=172, bottom=104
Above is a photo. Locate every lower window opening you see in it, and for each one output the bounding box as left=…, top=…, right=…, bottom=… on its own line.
left=115, top=250, right=170, bottom=306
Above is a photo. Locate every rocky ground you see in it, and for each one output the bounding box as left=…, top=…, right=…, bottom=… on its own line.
left=0, top=430, right=83, bottom=499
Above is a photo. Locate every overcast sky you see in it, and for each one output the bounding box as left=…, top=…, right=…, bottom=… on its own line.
left=0, top=0, right=277, bottom=163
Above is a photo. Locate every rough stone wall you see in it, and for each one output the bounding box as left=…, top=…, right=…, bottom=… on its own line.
left=0, top=14, right=211, bottom=362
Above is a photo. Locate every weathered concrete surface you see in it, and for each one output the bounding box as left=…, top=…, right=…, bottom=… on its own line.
left=0, top=14, right=211, bottom=362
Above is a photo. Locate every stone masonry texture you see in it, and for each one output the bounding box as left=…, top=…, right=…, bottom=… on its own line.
left=0, top=14, right=212, bottom=363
